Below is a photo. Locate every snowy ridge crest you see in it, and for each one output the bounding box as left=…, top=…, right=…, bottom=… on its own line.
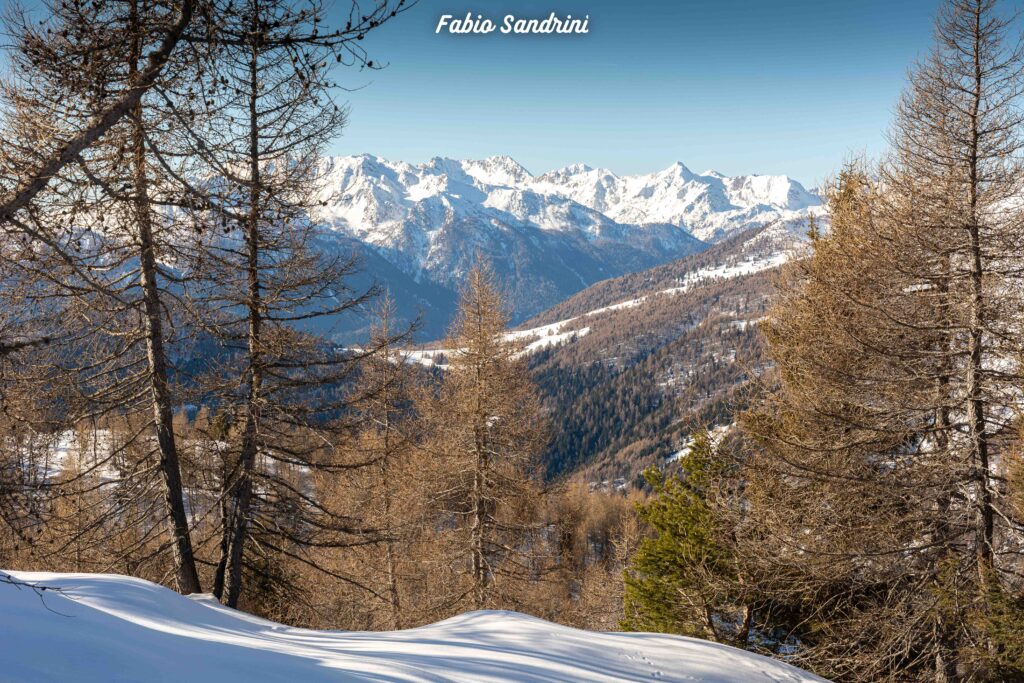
left=315, top=154, right=823, bottom=249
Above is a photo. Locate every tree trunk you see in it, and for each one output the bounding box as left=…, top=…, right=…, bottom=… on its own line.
left=383, top=498, right=401, bottom=628
left=965, top=0, right=994, bottom=586
left=470, top=345, right=489, bottom=611
left=471, top=463, right=486, bottom=610
left=380, top=394, right=402, bottom=628
left=128, top=0, right=200, bottom=595
left=221, top=30, right=264, bottom=608
left=738, top=605, right=752, bottom=647
left=212, top=482, right=230, bottom=599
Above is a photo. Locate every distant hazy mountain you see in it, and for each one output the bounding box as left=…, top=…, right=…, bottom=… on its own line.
left=305, top=154, right=822, bottom=340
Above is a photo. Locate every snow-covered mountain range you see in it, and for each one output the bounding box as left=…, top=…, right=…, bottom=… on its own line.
left=529, top=159, right=820, bottom=241
left=306, top=154, right=822, bottom=339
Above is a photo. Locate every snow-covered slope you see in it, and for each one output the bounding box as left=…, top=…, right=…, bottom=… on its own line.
left=2, top=571, right=827, bottom=683
left=507, top=247, right=791, bottom=348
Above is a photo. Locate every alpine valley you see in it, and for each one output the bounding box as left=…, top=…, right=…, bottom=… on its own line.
left=307, top=154, right=822, bottom=340
left=302, top=154, right=824, bottom=483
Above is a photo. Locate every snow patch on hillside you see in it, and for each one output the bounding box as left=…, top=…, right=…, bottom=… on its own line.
left=507, top=250, right=794, bottom=348
left=403, top=324, right=592, bottom=368
left=660, top=251, right=791, bottom=295
left=1, top=571, right=827, bottom=683
left=521, top=327, right=590, bottom=354
left=667, top=425, right=732, bottom=464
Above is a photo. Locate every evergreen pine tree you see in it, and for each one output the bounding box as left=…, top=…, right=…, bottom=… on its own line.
left=623, top=431, right=751, bottom=645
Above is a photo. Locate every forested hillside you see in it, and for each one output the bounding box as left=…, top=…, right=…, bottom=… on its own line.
left=517, top=220, right=810, bottom=482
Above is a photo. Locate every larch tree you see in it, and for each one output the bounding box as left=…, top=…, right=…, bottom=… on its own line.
left=0, top=0, right=410, bottom=599
left=739, top=0, right=1024, bottom=678
left=173, top=0, right=409, bottom=608
left=419, top=262, right=548, bottom=613
left=334, top=298, right=423, bottom=629
left=0, top=0, right=219, bottom=593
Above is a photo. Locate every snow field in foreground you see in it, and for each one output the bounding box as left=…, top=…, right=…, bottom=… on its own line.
left=1, top=571, right=827, bottom=682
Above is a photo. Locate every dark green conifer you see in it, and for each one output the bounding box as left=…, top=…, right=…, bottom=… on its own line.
left=622, top=431, right=747, bottom=644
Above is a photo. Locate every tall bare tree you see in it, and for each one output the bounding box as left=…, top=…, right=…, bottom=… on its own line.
left=0, top=0, right=220, bottom=592
left=0, top=0, right=195, bottom=225
left=0, top=0, right=411, bottom=596
left=174, top=0, right=409, bottom=607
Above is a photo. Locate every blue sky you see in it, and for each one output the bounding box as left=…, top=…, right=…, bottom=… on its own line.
left=332, top=0, right=941, bottom=185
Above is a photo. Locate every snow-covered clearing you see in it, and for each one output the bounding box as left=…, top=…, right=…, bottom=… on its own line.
left=666, top=425, right=732, bottom=464
left=520, top=327, right=590, bottom=354
left=402, top=348, right=450, bottom=369
left=659, top=252, right=790, bottom=297
left=405, top=324, right=590, bottom=368
left=1, top=571, right=826, bottom=682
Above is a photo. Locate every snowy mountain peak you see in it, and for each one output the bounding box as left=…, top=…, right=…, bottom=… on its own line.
left=723, top=173, right=817, bottom=211
left=563, top=162, right=594, bottom=174
left=460, top=155, right=533, bottom=186
left=536, top=163, right=617, bottom=186
left=315, top=152, right=823, bottom=249
left=664, top=160, right=696, bottom=175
